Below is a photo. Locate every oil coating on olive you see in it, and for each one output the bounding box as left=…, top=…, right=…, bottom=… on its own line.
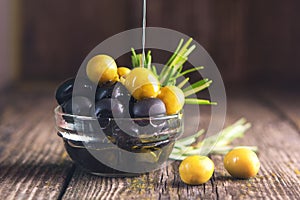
left=95, top=85, right=114, bottom=101
left=56, top=78, right=97, bottom=105
left=132, top=98, right=166, bottom=118
left=93, top=98, right=125, bottom=128
left=72, top=78, right=95, bottom=97
left=94, top=98, right=125, bottom=118
left=109, top=122, right=141, bottom=151
left=117, top=67, right=131, bottom=78
left=95, top=82, right=131, bottom=103
left=111, top=83, right=131, bottom=103
left=55, top=78, right=75, bottom=105
left=124, top=68, right=160, bottom=100
left=158, top=86, right=185, bottom=115
left=62, top=96, right=93, bottom=116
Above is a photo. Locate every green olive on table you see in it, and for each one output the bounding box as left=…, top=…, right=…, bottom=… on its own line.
left=179, top=155, right=214, bottom=185
left=224, top=148, right=260, bottom=179
left=124, top=68, right=160, bottom=100
left=86, top=55, right=119, bottom=85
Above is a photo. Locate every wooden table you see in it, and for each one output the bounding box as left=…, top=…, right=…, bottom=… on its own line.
left=0, top=84, right=299, bottom=200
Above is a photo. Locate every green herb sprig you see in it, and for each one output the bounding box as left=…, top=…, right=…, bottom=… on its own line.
left=169, top=118, right=258, bottom=160
left=131, top=38, right=215, bottom=105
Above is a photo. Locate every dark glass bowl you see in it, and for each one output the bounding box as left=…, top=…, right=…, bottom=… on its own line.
left=54, top=106, right=183, bottom=177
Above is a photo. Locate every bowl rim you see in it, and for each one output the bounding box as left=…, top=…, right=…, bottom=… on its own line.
left=54, top=106, right=183, bottom=121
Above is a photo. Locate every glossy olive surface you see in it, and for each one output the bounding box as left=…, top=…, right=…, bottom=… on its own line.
left=94, top=98, right=125, bottom=118
left=62, top=96, right=92, bottom=116
left=132, top=98, right=166, bottom=118
left=55, top=78, right=75, bottom=105
left=179, top=155, right=215, bottom=185
left=95, top=85, right=114, bottom=101
left=124, top=68, right=160, bottom=100
left=224, top=148, right=260, bottom=179
left=86, top=55, right=119, bottom=84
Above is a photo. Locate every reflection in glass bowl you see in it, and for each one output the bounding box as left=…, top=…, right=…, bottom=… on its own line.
left=54, top=106, right=183, bottom=177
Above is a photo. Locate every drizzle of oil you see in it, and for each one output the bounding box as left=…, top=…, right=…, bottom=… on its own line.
left=141, top=0, right=146, bottom=67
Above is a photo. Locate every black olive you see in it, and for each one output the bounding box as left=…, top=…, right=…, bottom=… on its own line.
left=94, top=98, right=125, bottom=118
left=95, top=85, right=114, bottom=101
left=56, top=78, right=97, bottom=105
left=131, top=98, right=167, bottom=127
left=110, top=122, right=141, bottom=151
left=62, top=96, right=92, bottom=116
left=132, top=98, right=166, bottom=118
left=111, top=82, right=131, bottom=101
left=55, top=78, right=75, bottom=105
left=93, top=98, right=125, bottom=127
left=72, top=78, right=95, bottom=97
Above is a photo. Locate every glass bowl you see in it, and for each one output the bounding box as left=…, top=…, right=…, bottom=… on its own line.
left=54, top=106, right=183, bottom=177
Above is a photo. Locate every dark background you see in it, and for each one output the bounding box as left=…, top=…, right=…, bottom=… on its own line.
left=20, top=0, right=300, bottom=87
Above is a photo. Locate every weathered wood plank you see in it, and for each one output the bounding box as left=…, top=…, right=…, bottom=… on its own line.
left=213, top=90, right=300, bottom=200
left=62, top=90, right=300, bottom=200
left=260, top=89, right=300, bottom=131
left=0, top=86, right=73, bottom=200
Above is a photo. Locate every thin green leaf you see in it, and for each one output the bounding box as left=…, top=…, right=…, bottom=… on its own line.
left=182, top=79, right=209, bottom=92
left=175, top=66, right=204, bottom=79
left=165, top=39, right=184, bottom=67
left=178, top=38, right=193, bottom=56
left=175, top=129, right=205, bottom=147
left=151, top=65, right=158, bottom=77
left=185, top=98, right=217, bottom=105
left=184, top=44, right=196, bottom=57
left=147, top=51, right=152, bottom=70
left=184, top=80, right=213, bottom=97
left=170, top=118, right=256, bottom=160
left=177, top=78, right=190, bottom=89
left=162, top=67, right=176, bottom=86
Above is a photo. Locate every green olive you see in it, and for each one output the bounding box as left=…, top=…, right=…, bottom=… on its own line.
left=224, top=148, right=260, bottom=179
left=124, top=68, right=160, bottom=100
left=117, top=67, right=131, bottom=78
left=86, top=55, right=119, bottom=84
left=158, top=86, right=184, bottom=115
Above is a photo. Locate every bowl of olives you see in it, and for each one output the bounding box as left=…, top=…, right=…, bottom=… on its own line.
left=54, top=39, right=216, bottom=176
left=54, top=75, right=184, bottom=177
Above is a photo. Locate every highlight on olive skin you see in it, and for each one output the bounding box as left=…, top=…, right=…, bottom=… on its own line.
left=224, top=148, right=260, bottom=179
left=124, top=68, right=160, bottom=101
left=179, top=155, right=214, bottom=185
left=86, top=55, right=119, bottom=85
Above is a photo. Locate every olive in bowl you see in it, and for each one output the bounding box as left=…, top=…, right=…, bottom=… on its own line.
left=54, top=106, right=183, bottom=176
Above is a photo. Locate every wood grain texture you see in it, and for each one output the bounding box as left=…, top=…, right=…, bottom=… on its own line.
left=260, top=89, right=300, bottom=131
left=0, top=85, right=299, bottom=199
left=0, top=85, right=73, bottom=200
left=62, top=89, right=300, bottom=200
left=213, top=90, right=300, bottom=200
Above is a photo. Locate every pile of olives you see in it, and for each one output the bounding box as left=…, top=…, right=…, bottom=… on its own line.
left=55, top=78, right=167, bottom=120
left=55, top=54, right=186, bottom=151
left=56, top=54, right=185, bottom=120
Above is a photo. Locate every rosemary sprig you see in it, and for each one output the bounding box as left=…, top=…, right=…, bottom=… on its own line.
left=183, top=79, right=213, bottom=97
left=169, top=118, right=258, bottom=160
left=185, top=98, right=217, bottom=105
left=177, top=78, right=190, bottom=89
left=172, top=66, right=204, bottom=80
left=130, top=38, right=215, bottom=105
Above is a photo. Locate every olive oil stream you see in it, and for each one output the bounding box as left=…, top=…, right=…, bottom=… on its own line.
left=142, top=0, right=146, bottom=67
